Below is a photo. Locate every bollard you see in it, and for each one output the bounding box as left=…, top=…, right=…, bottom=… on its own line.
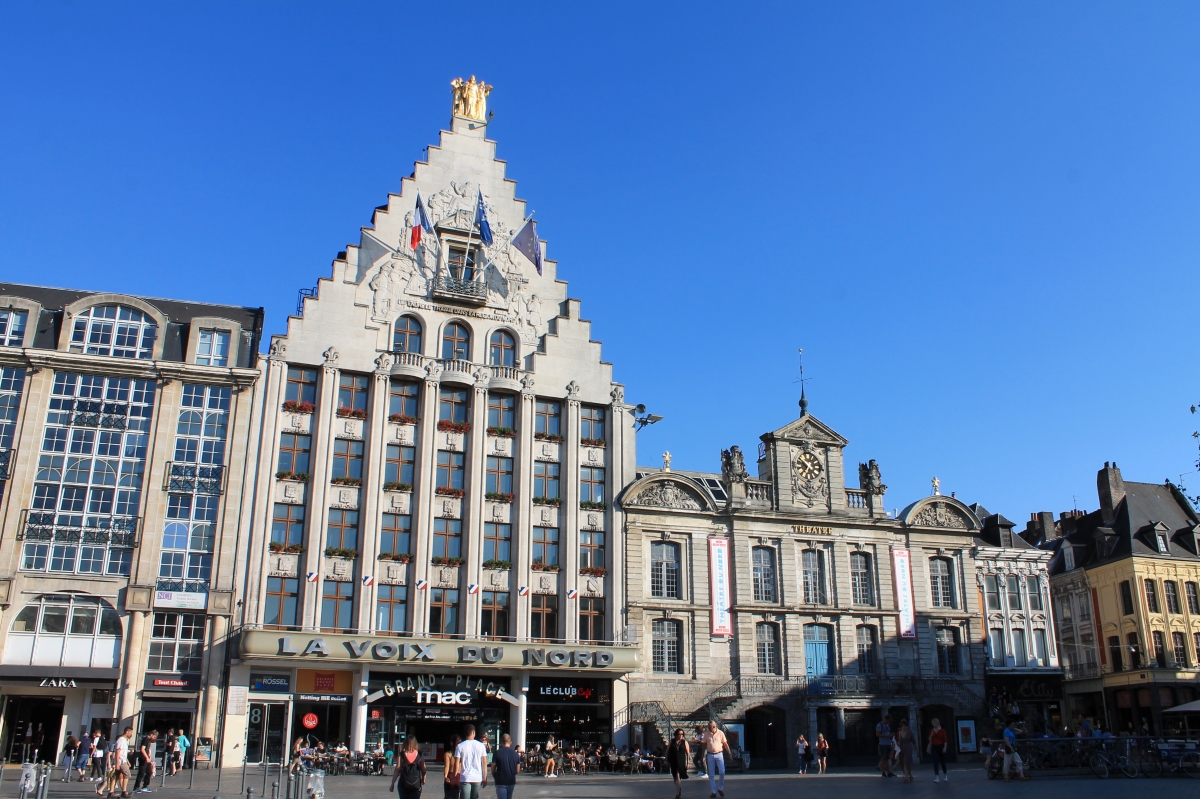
left=189, top=747, right=196, bottom=790
left=240, top=756, right=248, bottom=793
left=286, top=772, right=294, bottom=799
left=271, top=780, right=279, bottom=799
left=262, top=762, right=269, bottom=796
left=246, top=785, right=256, bottom=799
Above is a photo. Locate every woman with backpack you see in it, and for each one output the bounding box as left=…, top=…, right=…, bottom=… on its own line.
left=389, top=736, right=426, bottom=799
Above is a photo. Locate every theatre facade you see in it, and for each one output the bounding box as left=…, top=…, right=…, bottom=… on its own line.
left=224, top=82, right=639, bottom=764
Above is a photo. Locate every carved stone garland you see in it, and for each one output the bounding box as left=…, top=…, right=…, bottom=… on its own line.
left=911, top=501, right=968, bottom=529
left=627, top=481, right=702, bottom=511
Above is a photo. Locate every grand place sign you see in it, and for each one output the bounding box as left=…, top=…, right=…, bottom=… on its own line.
left=241, top=631, right=640, bottom=672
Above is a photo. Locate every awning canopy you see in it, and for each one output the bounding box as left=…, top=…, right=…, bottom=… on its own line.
left=1163, top=699, right=1200, bottom=714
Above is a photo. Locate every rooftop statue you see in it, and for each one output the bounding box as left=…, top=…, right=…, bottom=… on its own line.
left=451, top=75, right=493, bottom=121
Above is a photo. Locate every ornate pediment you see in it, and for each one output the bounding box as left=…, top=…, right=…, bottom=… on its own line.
left=624, top=477, right=709, bottom=512
left=772, top=413, right=848, bottom=446
left=902, top=496, right=980, bottom=531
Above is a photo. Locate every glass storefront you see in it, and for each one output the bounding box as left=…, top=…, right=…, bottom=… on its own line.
left=526, top=676, right=611, bottom=750
left=366, top=671, right=511, bottom=761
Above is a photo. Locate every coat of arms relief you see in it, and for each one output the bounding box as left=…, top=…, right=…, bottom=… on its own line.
left=368, top=181, right=544, bottom=346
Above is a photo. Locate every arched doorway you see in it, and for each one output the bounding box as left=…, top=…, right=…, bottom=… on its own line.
left=919, top=704, right=956, bottom=762
left=745, top=705, right=787, bottom=769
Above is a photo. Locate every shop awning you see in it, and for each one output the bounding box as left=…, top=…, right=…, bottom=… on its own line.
left=1164, top=699, right=1200, bottom=714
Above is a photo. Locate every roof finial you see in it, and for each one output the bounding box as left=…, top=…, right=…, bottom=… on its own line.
left=798, top=348, right=809, bottom=417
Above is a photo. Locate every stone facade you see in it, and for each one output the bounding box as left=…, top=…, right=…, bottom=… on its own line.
left=225, top=111, right=638, bottom=764
left=621, top=403, right=988, bottom=767
left=0, top=282, right=262, bottom=757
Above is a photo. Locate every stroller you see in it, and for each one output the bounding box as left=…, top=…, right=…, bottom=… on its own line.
left=305, top=769, right=326, bottom=799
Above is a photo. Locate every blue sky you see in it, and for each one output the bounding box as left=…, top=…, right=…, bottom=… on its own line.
left=2, top=3, right=1198, bottom=524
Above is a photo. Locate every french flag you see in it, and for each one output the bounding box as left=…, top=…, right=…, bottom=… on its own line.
left=362, top=575, right=375, bottom=587
left=410, top=192, right=432, bottom=250
left=468, top=583, right=480, bottom=595
left=518, top=586, right=530, bottom=597
left=306, top=572, right=318, bottom=583
left=416, top=579, right=429, bottom=590
left=566, top=589, right=578, bottom=600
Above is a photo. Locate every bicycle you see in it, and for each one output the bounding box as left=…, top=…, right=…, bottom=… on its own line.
left=1088, top=743, right=1137, bottom=779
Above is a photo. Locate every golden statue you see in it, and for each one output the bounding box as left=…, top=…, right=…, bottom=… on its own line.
left=451, top=75, right=492, bottom=121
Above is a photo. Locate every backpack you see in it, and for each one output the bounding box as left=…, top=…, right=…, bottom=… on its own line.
left=400, top=755, right=422, bottom=790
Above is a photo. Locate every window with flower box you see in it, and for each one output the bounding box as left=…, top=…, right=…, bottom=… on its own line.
left=484, top=522, right=511, bottom=567
left=271, top=503, right=305, bottom=550
left=487, top=393, right=515, bottom=432
left=533, top=526, right=559, bottom=568
left=326, top=509, right=358, bottom=552
left=277, top=433, right=311, bottom=478
left=385, top=445, right=415, bottom=490
left=580, top=467, right=605, bottom=506
left=533, top=462, right=559, bottom=501
left=438, top=387, right=469, bottom=426
left=388, top=379, right=420, bottom=422
left=379, top=514, right=411, bottom=560
left=481, top=591, right=509, bottom=639
left=337, top=373, right=369, bottom=417
left=432, top=518, right=462, bottom=563
left=580, top=531, right=605, bottom=572
left=376, top=584, right=407, bottom=633
left=531, top=594, right=558, bottom=641
left=436, top=451, right=464, bottom=494
left=285, top=366, right=318, bottom=406
left=331, top=439, right=364, bottom=483
left=534, top=400, right=561, bottom=439
left=486, top=457, right=513, bottom=499
left=579, top=597, right=605, bottom=643
left=580, top=406, right=605, bottom=446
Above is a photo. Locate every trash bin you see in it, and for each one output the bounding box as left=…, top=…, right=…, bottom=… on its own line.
left=18, top=763, right=36, bottom=798
left=305, top=768, right=325, bottom=799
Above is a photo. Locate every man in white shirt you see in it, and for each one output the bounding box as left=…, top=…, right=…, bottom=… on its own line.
left=454, top=725, right=488, bottom=799
left=112, top=727, right=134, bottom=798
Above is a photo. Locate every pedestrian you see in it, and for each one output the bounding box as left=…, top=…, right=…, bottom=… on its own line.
left=1001, top=743, right=1028, bottom=782
left=390, top=735, right=426, bottom=799
left=442, top=735, right=461, bottom=799
left=175, top=730, right=190, bottom=773
left=490, top=734, right=520, bottom=799
left=76, top=733, right=93, bottom=781
left=134, top=729, right=157, bottom=793
left=453, top=725, right=488, bottom=799
left=875, top=714, right=895, bottom=777
left=162, top=730, right=176, bottom=777
left=895, top=721, right=915, bottom=783
left=543, top=735, right=558, bottom=778
left=795, top=735, right=809, bottom=774
left=91, top=730, right=108, bottom=782
left=702, top=720, right=728, bottom=799
left=927, top=717, right=948, bottom=783
left=815, top=734, right=829, bottom=774
left=62, top=734, right=79, bottom=782
left=113, top=726, right=135, bottom=799
left=692, top=727, right=707, bottom=775
left=667, top=729, right=690, bottom=799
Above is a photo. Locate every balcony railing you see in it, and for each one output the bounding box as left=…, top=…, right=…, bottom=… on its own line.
left=432, top=274, right=488, bottom=305
left=490, top=365, right=519, bottom=382
left=0, top=447, right=11, bottom=480
left=745, top=480, right=773, bottom=504
left=164, top=462, right=225, bottom=495
left=69, top=400, right=130, bottom=429
left=845, top=488, right=868, bottom=509
left=155, top=579, right=210, bottom=593
left=1063, top=662, right=1101, bottom=681
left=18, top=510, right=140, bottom=547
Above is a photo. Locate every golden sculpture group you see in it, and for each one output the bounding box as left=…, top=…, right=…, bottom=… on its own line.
left=451, top=76, right=492, bottom=121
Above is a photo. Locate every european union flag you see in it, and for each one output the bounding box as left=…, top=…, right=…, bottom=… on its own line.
left=510, top=218, right=542, bottom=274
left=475, top=190, right=493, bottom=246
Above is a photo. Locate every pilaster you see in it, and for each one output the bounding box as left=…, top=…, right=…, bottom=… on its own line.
left=304, top=354, right=340, bottom=628
left=563, top=381, right=581, bottom=642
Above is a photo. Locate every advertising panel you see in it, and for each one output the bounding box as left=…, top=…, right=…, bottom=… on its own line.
left=709, top=537, right=732, bottom=636
left=892, top=548, right=917, bottom=639
left=155, top=591, right=207, bottom=610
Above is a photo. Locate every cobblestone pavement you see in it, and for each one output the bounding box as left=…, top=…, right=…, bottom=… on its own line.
left=9, top=766, right=1199, bottom=799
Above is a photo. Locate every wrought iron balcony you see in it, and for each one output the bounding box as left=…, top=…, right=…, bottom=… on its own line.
left=69, top=400, right=130, bottom=430
left=164, top=462, right=224, bottom=495
left=155, top=579, right=210, bottom=593
left=0, top=447, right=11, bottom=480
left=1063, top=662, right=1101, bottom=681
left=18, top=510, right=140, bottom=547
left=432, top=274, right=488, bottom=305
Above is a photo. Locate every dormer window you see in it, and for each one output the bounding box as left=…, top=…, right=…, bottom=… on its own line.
left=70, top=304, right=157, bottom=359
left=1062, top=545, right=1075, bottom=571
left=196, top=329, right=231, bottom=366
left=1155, top=531, right=1169, bottom=554
left=0, top=309, right=28, bottom=347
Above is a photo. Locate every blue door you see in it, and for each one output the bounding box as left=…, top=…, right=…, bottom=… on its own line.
left=805, top=624, right=833, bottom=678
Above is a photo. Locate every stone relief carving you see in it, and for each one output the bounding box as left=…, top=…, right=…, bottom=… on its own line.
left=442, top=500, right=455, bottom=517
left=610, top=385, right=624, bottom=404
left=720, top=445, right=750, bottom=484
left=439, top=567, right=453, bottom=583
left=858, top=459, right=887, bottom=495
left=489, top=571, right=503, bottom=587
left=586, top=579, right=599, bottom=594
left=374, top=352, right=393, bottom=372
left=627, top=480, right=703, bottom=511
left=269, top=340, right=286, bottom=358
left=587, top=449, right=600, bottom=464
left=540, top=508, right=552, bottom=524
left=520, top=373, right=536, bottom=392
left=586, top=513, right=600, bottom=529
left=539, top=575, right=552, bottom=591
left=790, top=441, right=829, bottom=508
left=474, top=367, right=491, bottom=387
left=451, top=75, right=492, bottom=121
left=911, top=501, right=968, bottom=529
left=566, top=381, right=581, bottom=400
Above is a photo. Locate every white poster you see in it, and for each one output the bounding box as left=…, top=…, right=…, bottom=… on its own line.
left=155, top=590, right=208, bottom=610
left=892, top=548, right=917, bottom=639
left=709, top=537, right=732, bottom=636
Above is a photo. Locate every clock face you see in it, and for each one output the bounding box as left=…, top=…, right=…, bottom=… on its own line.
left=796, top=451, right=822, bottom=480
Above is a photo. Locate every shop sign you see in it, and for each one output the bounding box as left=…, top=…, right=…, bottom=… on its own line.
left=143, top=673, right=200, bottom=691
left=892, top=548, right=917, bottom=639
left=242, top=631, right=639, bottom=672
left=250, top=674, right=291, bottom=692
left=537, top=684, right=594, bottom=699
left=416, top=690, right=472, bottom=705
left=39, top=678, right=77, bottom=687
left=155, top=591, right=208, bottom=610
left=708, top=538, right=732, bottom=636
left=367, top=673, right=517, bottom=707
left=301, top=713, right=318, bottom=729
left=295, top=694, right=350, bottom=703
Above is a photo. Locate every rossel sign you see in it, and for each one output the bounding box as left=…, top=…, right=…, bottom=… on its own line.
left=240, top=631, right=640, bottom=672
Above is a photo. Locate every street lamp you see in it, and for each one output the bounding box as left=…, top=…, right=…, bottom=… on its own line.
left=633, top=404, right=663, bottom=432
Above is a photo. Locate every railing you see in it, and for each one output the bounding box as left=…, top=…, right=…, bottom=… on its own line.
left=432, top=274, right=488, bottom=304
left=391, top=351, right=427, bottom=369
left=297, top=286, right=318, bottom=316
left=164, top=462, right=224, bottom=495
left=17, top=510, right=140, bottom=547
left=155, top=579, right=210, bottom=593
left=1064, top=662, right=1102, bottom=681
left=613, top=700, right=684, bottom=739
left=439, top=358, right=475, bottom=375
left=0, top=447, right=11, bottom=480
left=745, top=481, right=773, bottom=504
left=490, top=365, right=520, bottom=382
left=69, top=400, right=130, bottom=429
left=845, top=489, right=868, bottom=509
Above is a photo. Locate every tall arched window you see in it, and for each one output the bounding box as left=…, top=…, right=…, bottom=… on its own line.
left=850, top=552, right=873, bottom=605
left=652, top=618, right=683, bottom=673
left=4, top=594, right=122, bottom=668
left=488, top=330, right=516, bottom=367
left=393, top=316, right=423, bottom=354
left=752, top=546, right=776, bottom=602
left=441, top=323, right=470, bottom=360
left=756, top=622, right=781, bottom=674
left=929, top=558, right=956, bottom=608
left=69, top=305, right=157, bottom=359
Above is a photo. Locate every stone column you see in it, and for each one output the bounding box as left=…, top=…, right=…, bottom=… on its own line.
left=563, top=382, right=581, bottom=642
left=356, top=356, right=391, bottom=632
left=304, top=350, right=340, bottom=628
left=607, top=385, right=627, bottom=641
left=411, top=364, right=441, bottom=636
left=117, top=610, right=148, bottom=729
left=515, top=671, right=530, bottom=749
left=515, top=377, right=536, bottom=640
left=200, top=614, right=229, bottom=740
left=463, top=369, right=489, bottom=635
left=351, top=668, right=368, bottom=751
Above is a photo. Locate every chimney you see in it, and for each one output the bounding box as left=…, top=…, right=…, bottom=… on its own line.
left=1097, top=462, right=1125, bottom=525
